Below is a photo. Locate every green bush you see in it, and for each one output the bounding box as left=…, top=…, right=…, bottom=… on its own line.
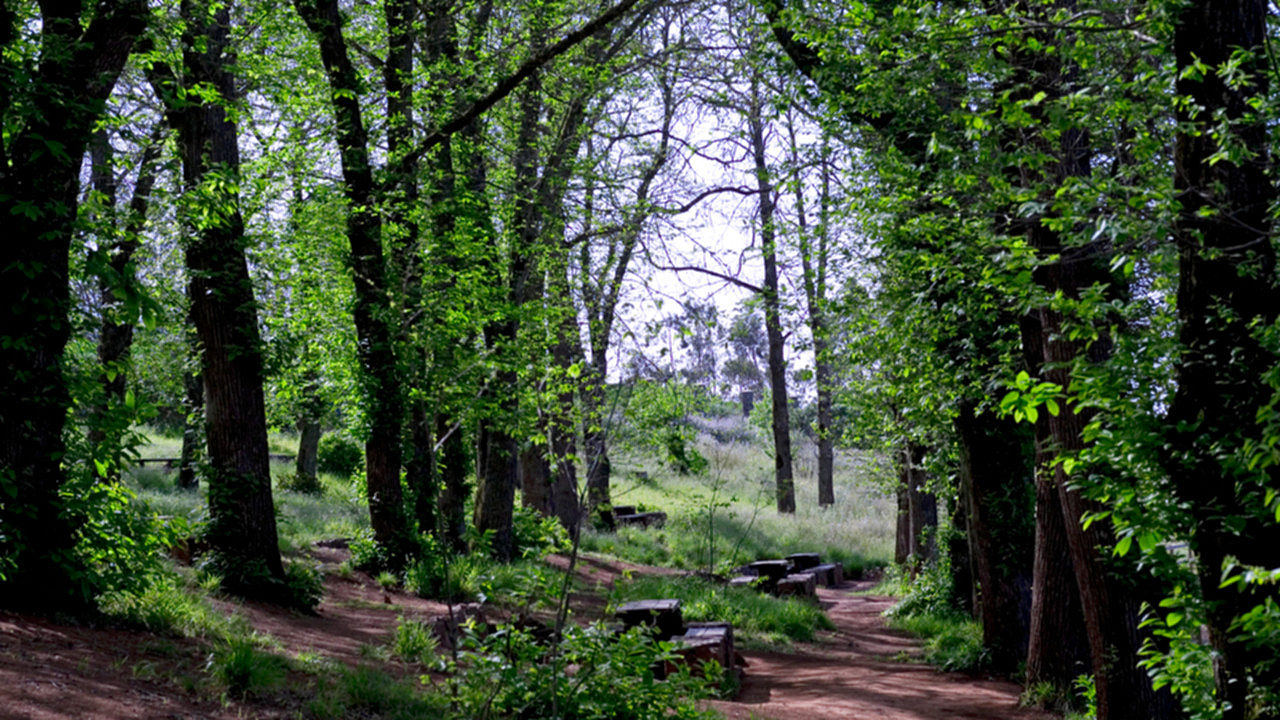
left=888, top=611, right=987, bottom=672
left=207, top=637, right=287, bottom=698
left=99, top=572, right=250, bottom=641
left=317, top=433, right=362, bottom=477
left=884, top=561, right=988, bottom=673
left=443, top=622, right=717, bottom=720
left=391, top=617, right=439, bottom=665
left=512, top=503, right=570, bottom=559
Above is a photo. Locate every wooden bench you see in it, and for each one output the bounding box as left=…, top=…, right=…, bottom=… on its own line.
left=809, top=562, right=844, bottom=587
left=136, top=453, right=295, bottom=468
left=615, top=599, right=684, bottom=640
left=775, top=572, right=817, bottom=598
left=616, top=511, right=667, bottom=528
left=786, top=552, right=822, bottom=571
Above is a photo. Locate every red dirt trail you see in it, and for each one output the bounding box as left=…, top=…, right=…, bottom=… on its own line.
left=0, top=555, right=1053, bottom=720
left=711, top=582, right=1053, bottom=720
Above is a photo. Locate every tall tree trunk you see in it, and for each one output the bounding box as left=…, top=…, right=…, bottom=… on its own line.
left=295, top=419, right=321, bottom=490
left=788, top=122, right=835, bottom=508
left=88, top=125, right=163, bottom=484
left=894, top=442, right=933, bottom=566
left=547, top=279, right=583, bottom=534
left=0, top=0, right=148, bottom=611
left=437, top=415, right=470, bottom=553
left=748, top=70, right=794, bottom=514
left=995, top=6, right=1173, bottom=714
left=384, top=0, right=435, bottom=538
left=954, top=401, right=1039, bottom=674
left=1166, top=2, right=1280, bottom=715
left=155, top=0, right=287, bottom=597
left=178, top=361, right=204, bottom=490
left=474, top=28, right=546, bottom=560
left=294, top=0, right=414, bottom=569
left=583, top=349, right=613, bottom=527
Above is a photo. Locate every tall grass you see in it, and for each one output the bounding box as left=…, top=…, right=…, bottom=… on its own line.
left=582, top=428, right=894, bottom=575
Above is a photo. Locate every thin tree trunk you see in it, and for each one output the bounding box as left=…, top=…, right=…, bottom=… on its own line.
left=178, top=363, right=204, bottom=490
left=437, top=415, right=469, bottom=553
left=748, top=70, right=794, bottom=514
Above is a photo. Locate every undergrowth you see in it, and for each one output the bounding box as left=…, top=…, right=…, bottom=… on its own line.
left=881, top=562, right=988, bottom=673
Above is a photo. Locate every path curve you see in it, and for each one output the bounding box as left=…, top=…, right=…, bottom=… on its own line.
left=711, top=583, right=1054, bottom=720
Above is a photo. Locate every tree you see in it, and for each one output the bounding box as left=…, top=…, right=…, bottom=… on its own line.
left=0, top=0, right=149, bottom=609
left=292, top=0, right=416, bottom=569
left=150, top=0, right=288, bottom=599
left=85, top=122, right=165, bottom=483
left=1163, top=1, right=1280, bottom=714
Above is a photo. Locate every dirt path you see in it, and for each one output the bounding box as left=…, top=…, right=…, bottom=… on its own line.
left=711, top=582, right=1053, bottom=720
left=0, top=554, right=1055, bottom=719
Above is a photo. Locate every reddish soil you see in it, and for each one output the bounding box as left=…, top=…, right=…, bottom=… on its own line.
left=0, top=551, right=1054, bottom=720
left=711, top=583, right=1053, bottom=720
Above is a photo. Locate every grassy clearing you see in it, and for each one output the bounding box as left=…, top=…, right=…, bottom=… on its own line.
left=125, top=427, right=369, bottom=556
left=609, top=574, right=834, bottom=646
left=583, top=429, right=894, bottom=576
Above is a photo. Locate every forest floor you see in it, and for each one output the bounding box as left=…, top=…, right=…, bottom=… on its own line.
left=0, top=549, right=1051, bottom=720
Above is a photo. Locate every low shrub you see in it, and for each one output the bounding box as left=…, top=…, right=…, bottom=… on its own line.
left=443, top=622, right=717, bottom=720
left=206, top=637, right=287, bottom=699
left=317, top=433, right=362, bottom=477
left=99, top=572, right=250, bottom=641
left=391, top=617, right=440, bottom=665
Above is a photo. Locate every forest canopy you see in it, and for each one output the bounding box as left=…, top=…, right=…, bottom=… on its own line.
left=2, top=0, right=1279, bottom=719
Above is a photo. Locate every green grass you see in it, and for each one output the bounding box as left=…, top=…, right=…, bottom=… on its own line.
left=310, top=666, right=447, bottom=720
left=124, top=427, right=369, bottom=556
left=582, top=430, right=893, bottom=576
left=208, top=637, right=288, bottom=698
left=609, top=574, right=834, bottom=645
left=886, top=611, right=987, bottom=672
left=99, top=571, right=253, bottom=642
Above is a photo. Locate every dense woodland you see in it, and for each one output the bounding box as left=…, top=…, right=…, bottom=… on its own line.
left=2, top=0, right=1280, bottom=718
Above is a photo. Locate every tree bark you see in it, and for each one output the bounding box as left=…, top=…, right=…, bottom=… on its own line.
left=178, top=363, right=204, bottom=490
left=293, top=0, right=414, bottom=569
left=0, top=0, right=148, bottom=611
left=1165, top=2, right=1280, bottom=715
left=747, top=69, right=795, bottom=514
left=954, top=402, right=1038, bottom=674
left=155, top=0, right=287, bottom=597
left=295, top=420, right=321, bottom=490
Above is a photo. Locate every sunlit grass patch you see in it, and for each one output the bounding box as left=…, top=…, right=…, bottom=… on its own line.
left=609, top=573, right=833, bottom=644
left=583, top=432, right=893, bottom=576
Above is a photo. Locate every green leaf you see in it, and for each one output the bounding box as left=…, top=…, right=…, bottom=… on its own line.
left=1165, top=612, right=1183, bottom=627
left=1045, top=398, right=1060, bottom=416
left=1114, top=534, right=1133, bottom=557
